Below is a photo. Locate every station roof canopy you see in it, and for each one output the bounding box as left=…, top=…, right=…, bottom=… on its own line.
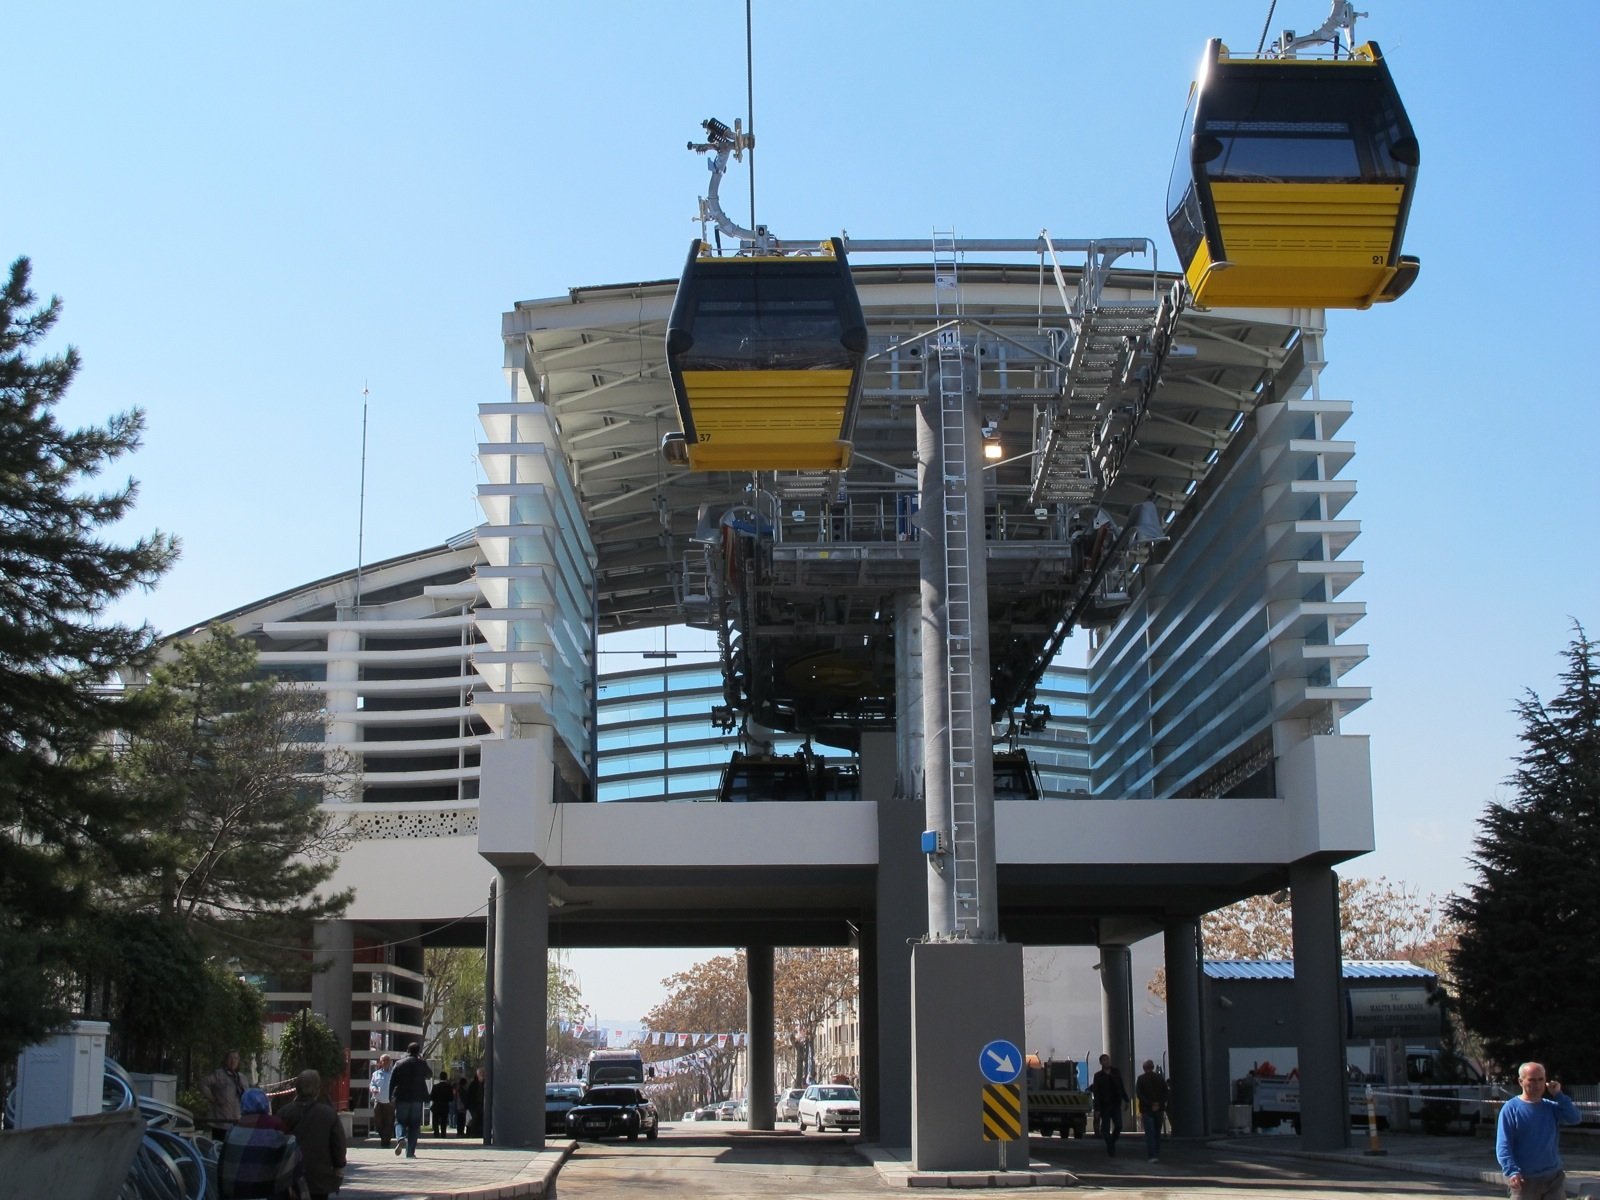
left=502, top=246, right=1310, bottom=637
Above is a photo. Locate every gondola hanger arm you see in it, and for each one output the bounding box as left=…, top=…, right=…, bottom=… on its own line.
left=687, top=116, right=776, bottom=252
left=1268, top=0, right=1366, bottom=58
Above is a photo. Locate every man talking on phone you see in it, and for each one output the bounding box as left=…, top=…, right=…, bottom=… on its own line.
left=1496, top=1061, right=1581, bottom=1198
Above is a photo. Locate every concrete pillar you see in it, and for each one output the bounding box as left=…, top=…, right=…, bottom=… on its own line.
left=1098, top=943, right=1134, bottom=1085
left=910, top=942, right=1027, bottom=1171
left=325, top=627, right=361, bottom=800
left=1162, top=918, right=1205, bottom=1136
left=746, top=946, right=775, bottom=1129
left=917, top=402, right=955, bottom=936
left=857, top=920, right=881, bottom=1141
left=310, top=920, right=354, bottom=1065
left=492, top=866, right=548, bottom=1147
left=1291, top=861, right=1347, bottom=1150
left=866, top=728, right=919, bottom=1148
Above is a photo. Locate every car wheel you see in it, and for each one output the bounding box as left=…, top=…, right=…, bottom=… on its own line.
left=799, top=1114, right=808, bottom=1131
left=647, top=1126, right=658, bottom=1141
left=627, top=1131, right=638, bottom=1141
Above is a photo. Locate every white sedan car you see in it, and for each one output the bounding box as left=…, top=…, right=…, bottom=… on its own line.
left=796, top=1083, right=860, bottom=1132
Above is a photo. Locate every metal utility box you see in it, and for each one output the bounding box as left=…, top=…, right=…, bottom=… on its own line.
left=12, top=1021, right=110, bottom=1128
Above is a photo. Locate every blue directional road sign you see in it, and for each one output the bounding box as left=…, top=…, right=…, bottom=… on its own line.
left=979, top=1039, right=1023, bottom=1084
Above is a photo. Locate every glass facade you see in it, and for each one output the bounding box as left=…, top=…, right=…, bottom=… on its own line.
left=593, top=659, right=1090, bottom=803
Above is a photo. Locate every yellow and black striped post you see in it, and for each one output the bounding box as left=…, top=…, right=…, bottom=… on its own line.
left=982, top=1082, right=1022, bottom=1141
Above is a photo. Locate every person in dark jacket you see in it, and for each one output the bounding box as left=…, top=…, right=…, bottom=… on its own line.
left=1090, top=1054, right=1129, bottom=1156
left=279, top=1069, right=347, bottom=1200
left=389, top=1043, right=432, bottom=1158
left=1134, top=1059, right=1169, bottom=1163
left=429, top=1072, right=454, bottom=1137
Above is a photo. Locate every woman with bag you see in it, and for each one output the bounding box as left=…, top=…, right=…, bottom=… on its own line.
left=217, top=1087, right=308, bottom=1199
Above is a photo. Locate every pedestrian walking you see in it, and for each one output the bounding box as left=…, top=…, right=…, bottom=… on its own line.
left=1090, top=1053, right=1129, bottom=1156
left=429, top=1071, right=453, bottom=1137
left=1496, top=1061, right=1581, bottom=1199
left=368, top=1053, right=395, bottom=1148
left=389, top=1043, right=431, bottom=1158
left=1135, top=1059, right=1169, bottom=1162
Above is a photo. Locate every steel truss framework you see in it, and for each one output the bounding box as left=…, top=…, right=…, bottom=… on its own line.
left=503, top=248, right=1304, bottom=750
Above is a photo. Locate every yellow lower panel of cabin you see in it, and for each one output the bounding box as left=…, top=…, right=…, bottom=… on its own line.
left=679, top=369, right=855, bottom=470
left=1188, top=181, right=1407, bottom=309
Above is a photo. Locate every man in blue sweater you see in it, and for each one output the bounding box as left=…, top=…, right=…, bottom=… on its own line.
left=1496, top=1061, right=1580, bottom=1198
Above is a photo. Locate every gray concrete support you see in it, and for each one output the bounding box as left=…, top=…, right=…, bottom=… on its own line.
left=866, top=727, right=920, bottom=1149
left=1162, top=918, right=1205, bottom=1137
left=492, top=866, right=548, bottom=1147
left=746, top=945, right=775, bottom=1129
left=1291, top=861, right=1348, bottom=1150
left=911, top=941, right=1027, bottom=1170
left=310, top=920, right=354, bottom=1057
left=857, top=919, right=881, bottom=1141
left=1098, top=943, right=1135, bottom=1086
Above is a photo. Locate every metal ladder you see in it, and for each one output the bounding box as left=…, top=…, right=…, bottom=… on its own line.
left=932, top=230, right=981, bottom=937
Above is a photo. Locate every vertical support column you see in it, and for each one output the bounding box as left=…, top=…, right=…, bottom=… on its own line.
left=746, top=946, right=775, bottom=1130
left=1291, top=861, right=1347, bottom=1149
left=910, top=942, right=1027, bottom=1170
left=857, top=920, right=881, bottom=1141
left=1098, top=943, right=1134, bottom=1085
left=492, top=866, right=548, bottom=1147
left=325, top=627, right=361, bottom=801
left=866, top=727, right=919, bottom=1149
left=310, top=920, right=354, bottom=1063
left=917, top=403, right=955, bottom=937
left=1162, top=919, right=1205, bottom=1137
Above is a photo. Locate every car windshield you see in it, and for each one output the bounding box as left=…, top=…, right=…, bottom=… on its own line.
left=584, top=1086, right=639, bottom=1106
left=816, top=1086, right=858, bottom=1101
left=548, top=1085, right=583, bottom=1101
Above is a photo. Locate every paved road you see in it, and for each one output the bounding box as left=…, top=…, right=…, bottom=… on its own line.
left=555, top=1126, right=892, bottom=1199
left=551, top=1124, right=1512, bottom=1199
left=1032, top=1134, right=1507, bottom=1196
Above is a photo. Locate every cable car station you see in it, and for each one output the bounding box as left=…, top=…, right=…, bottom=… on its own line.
left=274, top=2, right=1416, bottom=1170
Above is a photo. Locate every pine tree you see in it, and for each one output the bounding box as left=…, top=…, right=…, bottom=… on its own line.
left=112, top=626, right=355, bottom=962
left=0, top=257, right=178, bottom=1060
left=1449, top=624, right=1600, bottom=1079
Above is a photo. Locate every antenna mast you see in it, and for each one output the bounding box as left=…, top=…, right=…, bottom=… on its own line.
left=356, top=382, right=369, bottom=607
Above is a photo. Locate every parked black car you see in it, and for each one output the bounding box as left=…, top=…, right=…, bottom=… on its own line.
left=564, top=1084, right=660, bottom=1141
left=546, top=1082, right=585, bottom=1134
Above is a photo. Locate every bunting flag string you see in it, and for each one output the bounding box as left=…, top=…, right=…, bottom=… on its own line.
left=444, top=1021, right=752, bottom=1051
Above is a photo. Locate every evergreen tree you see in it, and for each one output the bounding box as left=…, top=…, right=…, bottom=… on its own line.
left=0, top=257, right=178, bottom=1060
left=112, top=626, right=355, bottom=963
left=1449, top=624, right=1600, bottom=1079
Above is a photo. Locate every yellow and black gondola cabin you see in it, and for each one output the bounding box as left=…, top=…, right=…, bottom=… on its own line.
left=663, top=237, right=868, bottom=472
left=1167, top=38, right=1419, bottom=310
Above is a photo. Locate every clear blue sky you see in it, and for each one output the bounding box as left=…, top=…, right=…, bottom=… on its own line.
left=10, top=1, right=1597, bottom=1019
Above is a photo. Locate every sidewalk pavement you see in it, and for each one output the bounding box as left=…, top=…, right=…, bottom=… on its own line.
left=333, top=1136, right=572, bottom=1200
left=858, top=1129, right=1600, bottom=1193
left=1218, top=1127, right=1600, bottom=1198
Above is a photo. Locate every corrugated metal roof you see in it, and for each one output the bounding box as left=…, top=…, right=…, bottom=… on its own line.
left=1202, top=959, right=1435, bottom=981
